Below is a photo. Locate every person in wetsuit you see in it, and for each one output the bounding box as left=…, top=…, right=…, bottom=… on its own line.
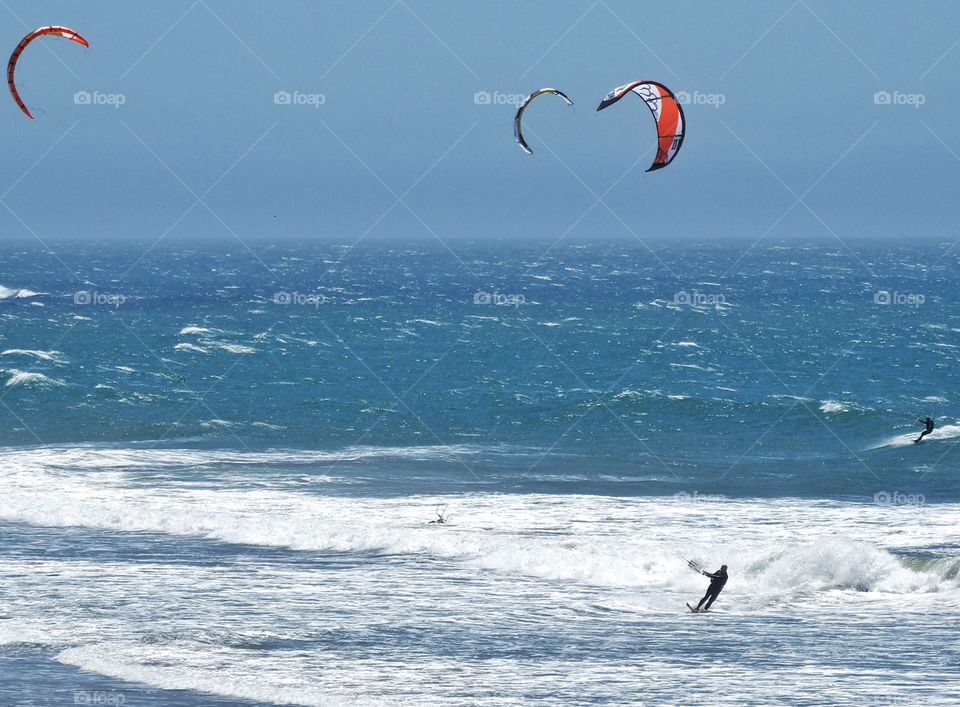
left=914, top=417, right=935, bottom=444
left=695, top=564, right=728, bottom=612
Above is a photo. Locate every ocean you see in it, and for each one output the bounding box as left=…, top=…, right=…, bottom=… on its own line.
left=1, top=237, right=958, bottom=705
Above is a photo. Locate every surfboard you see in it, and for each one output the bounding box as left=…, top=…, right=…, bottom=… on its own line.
left=686, top=603, right=698, bottom=613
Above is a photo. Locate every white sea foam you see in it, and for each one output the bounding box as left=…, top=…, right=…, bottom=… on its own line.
left=4, top=370, right=64, bottom=388
left=0, top=444, right=495, bottom=473
left=57, top=645, right=371, bottom=707
left=866, top=422, right=960, bottom=449
left=1, top=458, right=957, bottom=598
left=201, top=419, right=236, bottom=429
left=669, top=363, right=713, bottom=372
left=0, top=462, right=957, bottom=706
left=212, top=342, right=257, bottom=355
left=1, top=349, right=63, bottom=362
left=0, top=285, right=43, bottom=300
left=174, top=343, right=209, bottom=354
left=769, top=394, right=814, bottom=403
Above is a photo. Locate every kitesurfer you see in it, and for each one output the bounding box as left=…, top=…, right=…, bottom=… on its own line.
left=694, top=564, right=728, bottom=612
left=914, top=417, right=935, bottom=444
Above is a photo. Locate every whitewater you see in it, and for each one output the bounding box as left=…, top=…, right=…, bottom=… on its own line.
left=0, top=445, right=958, bottom=705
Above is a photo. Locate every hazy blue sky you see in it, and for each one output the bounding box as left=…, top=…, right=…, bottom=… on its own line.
left=2, top=1, right=960, bottom=245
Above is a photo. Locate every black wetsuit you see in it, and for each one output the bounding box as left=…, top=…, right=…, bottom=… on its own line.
left=915, top=417, right=935, bottom=444
left=696, top=568, right=728, bottom=611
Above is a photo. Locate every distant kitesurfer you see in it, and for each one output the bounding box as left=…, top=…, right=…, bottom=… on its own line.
left=429, top=505, right=448, bottom=524
left=694, top=565, right=728, bottom=612
left=914, top=417, right=935, bottom=444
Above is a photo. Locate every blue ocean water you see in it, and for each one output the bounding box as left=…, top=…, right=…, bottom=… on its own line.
left=2, top=238, right=959, bottom=705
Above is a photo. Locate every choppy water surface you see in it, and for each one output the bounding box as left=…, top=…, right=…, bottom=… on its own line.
left=1, top=239, right=958, bottom=704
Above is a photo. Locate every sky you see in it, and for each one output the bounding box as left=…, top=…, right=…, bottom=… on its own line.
left=2, top=0, right=960, bottom=246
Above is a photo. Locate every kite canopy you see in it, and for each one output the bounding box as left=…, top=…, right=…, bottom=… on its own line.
left=513, top=87, right=574, bottom=156
left=7, top=26, right=89, bottom=119
left=596, top=80, right=685, bottom=172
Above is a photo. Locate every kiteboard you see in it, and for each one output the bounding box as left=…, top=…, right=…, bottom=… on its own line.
left=686, top=603, right=698, bottom=613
